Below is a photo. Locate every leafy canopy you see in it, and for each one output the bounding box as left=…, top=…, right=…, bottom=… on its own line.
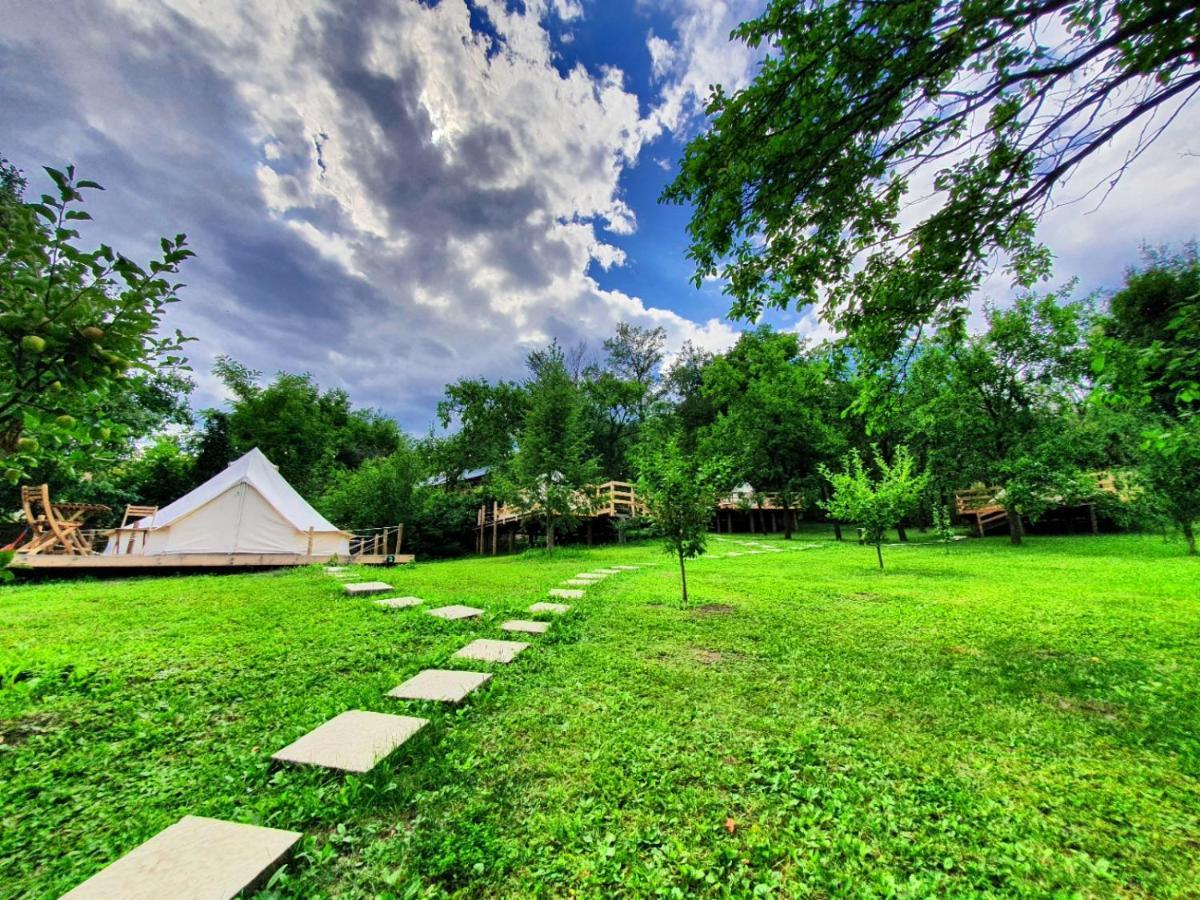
left=1093, top=247, right=1200, bottom=553
left=208, top=356, right=403, bottom=500
left=634, top=422, right=728, bottom=607
left=1, top=162, right=193, bottom=480
left=499, top=343, right=600, bottom=550
left=701, top=327, right=841, bottom=535
left=820, top=445, right=926, bottom=569
left=664, top=0, right=1200, bottom=358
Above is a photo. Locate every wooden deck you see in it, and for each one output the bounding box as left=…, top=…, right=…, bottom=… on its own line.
left=478, top=481, right=644, bottom=530
left=954, top=471, right=1128, bottom=536
left=9, top=552, right=415, bottom=571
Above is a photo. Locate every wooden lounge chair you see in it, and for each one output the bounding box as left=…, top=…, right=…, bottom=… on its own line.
left=111, top=504, right=159, bottom=555
left=18, top=484, right=110, bottom=555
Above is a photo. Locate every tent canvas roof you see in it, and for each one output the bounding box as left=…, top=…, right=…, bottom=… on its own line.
left=137, top=448, right=348, bottom=534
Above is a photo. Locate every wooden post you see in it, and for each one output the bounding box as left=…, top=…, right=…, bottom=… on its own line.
left=492, top=502, right=499, bottom=555
left=396, top=524, right=404, bottom=554
left=586, top=519, right=593, bottom=546
left=771, top=511, right=777, bottom=533
left=306, top=527, right=314, bottom=557
left=1088, top=504, right=1098, bottom=535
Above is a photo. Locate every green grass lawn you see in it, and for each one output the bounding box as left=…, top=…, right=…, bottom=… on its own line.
left=1, top=530, right=1198, bottom=897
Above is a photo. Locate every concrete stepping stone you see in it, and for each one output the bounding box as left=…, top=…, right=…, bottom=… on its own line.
left=62, top=815, right=301, bottom=900
left=725, top=552, right=743, bottom=557
left=427, top=604, right=484, bottom=620
left=563, top=579, right=593, bottom=586
left=611, top=565, right=640, bottom=571
left=593, top=568, right=621, bottom=575
left=549, top=588, right=584, bottom=600
left=344, top=581, right=393, bottom=596
left=325, top=566, right=346, bottom=574
left=375, top=596, right=423, bottom=609
left=574, top=573, right=605, bottom=580
left=272, top=710, right=427, bottom=773
left=501, top=619, right=550, bottom=635
left=388, top=669, right=491, bottom=703
left=454, top=638, right=529, bottom=663
left=529, top=602, right=570, bottom=614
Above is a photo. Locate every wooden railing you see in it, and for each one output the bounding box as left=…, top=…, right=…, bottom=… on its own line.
left=954, top=470, right=1133, bottom=536
left=592, top=480, right=643, bottom=518
left=348, top=525, right=405, bottom=558
left=717, top=492, right=785, bottom=511
left=478, top=480, right=647, bottom=529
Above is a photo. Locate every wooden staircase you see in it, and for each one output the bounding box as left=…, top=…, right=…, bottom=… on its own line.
left=954, top=487, right=1009, bottom=536
left=954, top=471, right=1128, bottom=537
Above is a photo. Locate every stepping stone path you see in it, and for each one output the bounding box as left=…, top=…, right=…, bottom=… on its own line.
left=344, top=581, right=393, bottom=597
left=62, top=815, right=301, bottom=900
left=501, top=619, right=550, bottom=635
left=455, top=639, right=529, bottom=664
left=375, top=596, right=423, bottom=609
left=529, top=602, right=570, bottom=614
left=272, top=710, right=427, bottom=773
left=427, top=604, right=484, bottom=620
left=389, top=669, right=491, bottom=703
left=78, top=555, right=652, bottom=893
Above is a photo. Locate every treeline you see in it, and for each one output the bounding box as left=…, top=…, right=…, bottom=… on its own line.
left=428, top=248, right=1198, bottom=554
left=6, top=248, right=1198, bottom=556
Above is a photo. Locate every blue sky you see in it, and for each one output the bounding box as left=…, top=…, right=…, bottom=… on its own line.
left=2, top=0, right=1197, bottom=431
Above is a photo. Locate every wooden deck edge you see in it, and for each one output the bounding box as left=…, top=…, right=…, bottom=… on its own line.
left=8, top=553, right=416, bottom=570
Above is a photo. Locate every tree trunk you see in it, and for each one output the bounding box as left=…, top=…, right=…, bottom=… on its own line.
left=1184, top=522, right=1197, bottom=556
left=782, top=498, right=793, bottom=540
left=678, top=549, right=688, bottom=608
left=546, top=520, right=555, bottom=552
left=896, top=524, right=908, bottom=543
left=758, top=502, right=768, bottom=535
left=875, top=542, right=884, bottom=570
left=821, top=482, right=843, bottom=541
left=1006, top=508, right=1022, bottom=546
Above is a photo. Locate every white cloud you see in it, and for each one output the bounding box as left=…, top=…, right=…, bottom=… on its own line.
left=646, top=1, right=767, bottom=134
left=0, top=0, right=766, bottom=426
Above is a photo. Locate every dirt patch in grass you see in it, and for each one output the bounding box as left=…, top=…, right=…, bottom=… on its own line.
left=693, top=603, right=736, bottom=616
left=943, top=645, right=984, bottom=657
left=852, top=591, right=888, bottom=602
left=1052, top=696, right=1121, bottom=720
left=0, top=712, right=58, bottom=746
left=695, top=650, right=723, bottom=665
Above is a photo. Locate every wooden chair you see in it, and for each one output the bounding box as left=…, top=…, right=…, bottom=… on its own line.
left=112, top=504, right=159, bottom=555
left=18, top=484, right=110, bottom=555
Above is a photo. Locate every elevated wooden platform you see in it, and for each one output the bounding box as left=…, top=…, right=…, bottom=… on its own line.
left=8, top=552, right=415, bottom=571
left=476, top=481, right=644, bottom=553
left=954, top=471, right=1128, bottom=537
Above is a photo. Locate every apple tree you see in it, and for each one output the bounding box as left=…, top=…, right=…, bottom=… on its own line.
left=0, top=161, right=193, bottom=483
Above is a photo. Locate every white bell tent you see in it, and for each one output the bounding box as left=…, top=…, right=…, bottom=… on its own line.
left=106, top=448, right=351, bottom=556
